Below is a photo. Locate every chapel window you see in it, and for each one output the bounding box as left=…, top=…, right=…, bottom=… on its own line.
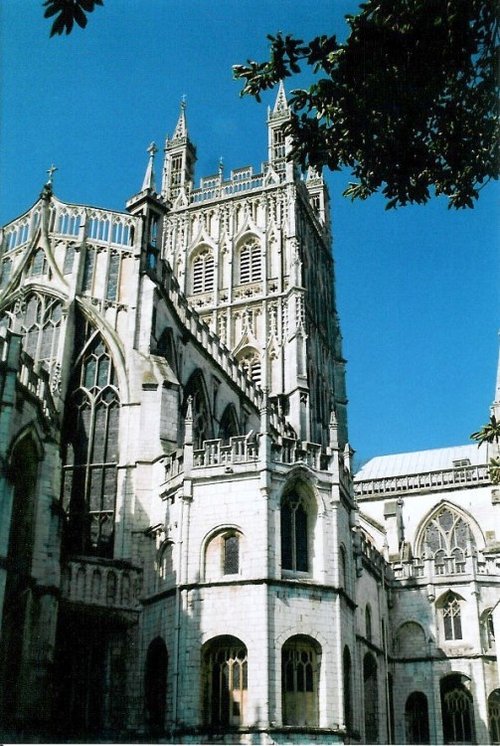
left=202, top=637, right=248, bottom=727
left=488, top=689, right=500, bottom=745
left=441, top=593, right=463, bottom=641
left=3, top=292, right=63, bottom=377
left=61, top=323, right=120, bottom=558
left=365, top=605, right=373, bottom=642
left=282, top=636, right=320, bottom=726
left=281, top=493, right=309, bottom=573
left=440, top=674, right=475, bottom=744
left=422, top=506, right=472, bottom=575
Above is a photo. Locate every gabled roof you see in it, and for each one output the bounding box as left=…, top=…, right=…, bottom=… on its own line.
left=355, top=443, right=489, bottom=481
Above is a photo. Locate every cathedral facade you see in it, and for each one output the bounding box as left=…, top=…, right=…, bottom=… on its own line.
left=0, top=88, right=498, bottom=744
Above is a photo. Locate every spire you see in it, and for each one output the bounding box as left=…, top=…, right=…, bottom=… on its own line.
left=141, top=142, right=157, bottom=192
left=172, top=96, right=188, bottom=140
left=272, top=80, right=289, bottom=115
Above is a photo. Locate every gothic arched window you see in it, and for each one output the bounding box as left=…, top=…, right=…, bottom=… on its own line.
left=343, top=646, right=353, bottom=731
left=238, top=238, right=261, bottom=284
left=488, top=689, right=500, bottom=744
left=440, top=592, right=463, bottom=641
left=281, top=492, right=309, bottom=573
left=282, top=636, right=320, bottom=726
left=144, top=638, right=168, bottom=733
left=421, top=506, right=473, bottom=575
left=440, top=674, right=475, bottom=744
left=2, top=292, right=63, bottom=377
left=62, top=325, right=120, bottom=557
left=481, top=608, right=495, bottom=651
left=202, top=636, right=248, bottom=727
left=363, top=652, right=378, bottom=743
left=405, top=691, right=430, bottom=744
left=192, top=248, right=214, bottom=293
left=218, top=404, right=239, bottom=442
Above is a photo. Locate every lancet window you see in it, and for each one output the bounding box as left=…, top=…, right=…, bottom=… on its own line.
left=281, top=492, right=309, bottom=573
left=61, top=322, right=120, bottom=557
left=441, top=592, right=463, bottom=641
left=421, top=506, right=472, bottom=575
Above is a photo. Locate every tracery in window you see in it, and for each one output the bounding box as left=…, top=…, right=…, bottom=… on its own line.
left=2, top=292, right=63, bottom=376
left=0, top=257, right=12, bottom=289
left=281, top=492, right=309, bottom=573
left=440, top=674, right=475, bottom=744
left=421, top=506, right=473, bottom=575
left=61, top=321, right=120, bottom=557
left=282, top=636, right=320, bottom=726
left=106, top=252, right=120, bottom=301
left=238, top=238, right=261, bottom=284
left=489, top=689, right=500, bottom=744
left=440, top=592, right=463, bottom=641
left=192, top=248, right=214, bottom=294
left=223, top=534, right=239, bottom=575
left=202, top=636, right=248, bottom=727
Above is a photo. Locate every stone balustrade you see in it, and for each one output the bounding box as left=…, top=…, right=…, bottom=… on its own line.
left=190, top=165, right=277, bottom=205
left=61, top=558, right=142, bottom=611
left=193, top=435, right=258, bottom=467
left=355, top=464, right=489, bottom=498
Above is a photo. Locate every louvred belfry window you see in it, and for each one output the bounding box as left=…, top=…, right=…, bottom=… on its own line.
left=239, top=239, right=261, bottom=284
left=62, top=321, right=120, bottom=557
left=192, top=249, right=214, bottom=293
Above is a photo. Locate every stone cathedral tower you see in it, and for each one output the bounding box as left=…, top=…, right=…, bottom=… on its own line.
left=0, top=89, right=498, bottom=745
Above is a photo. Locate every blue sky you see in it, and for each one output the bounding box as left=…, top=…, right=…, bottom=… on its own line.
left=1, top=0, right=498, bottom=464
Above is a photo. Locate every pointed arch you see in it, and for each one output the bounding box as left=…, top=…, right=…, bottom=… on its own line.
left=236, top=234, right=262, bottom=284
left=280, top=475, right=319, bottom=575
left=61, top=313, right=121, bottom=558
left=182, top=368, right=212, bottom=448
left=189, top=243, right=215, bottom=294
left=218, top=403, right=239, bottom=441
left=144, top=637, right=168, bottom=733
left=414, top=501, right=483, bottom=575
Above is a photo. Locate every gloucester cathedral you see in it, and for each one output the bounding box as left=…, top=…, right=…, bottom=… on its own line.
left=0, top=86, right=499, bottom=744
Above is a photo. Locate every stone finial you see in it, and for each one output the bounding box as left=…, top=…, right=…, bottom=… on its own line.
left=329, top=409, right=339, bottom=449
left=272, top=80, right=289, bottom=114
left=172, top=97, right=188, bottom=140
left=141, top=142, right=157, bottom=192
left=184, top=395, right=194, bottom=446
